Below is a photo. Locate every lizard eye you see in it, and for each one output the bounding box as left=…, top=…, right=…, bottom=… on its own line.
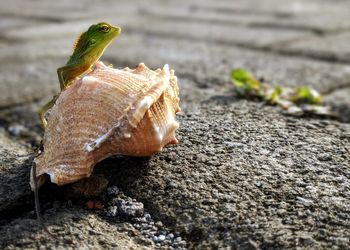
left=100, top=25, right=110, bottom=33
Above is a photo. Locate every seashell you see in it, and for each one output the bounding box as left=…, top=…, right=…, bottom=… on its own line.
left=30, top=62, right=180, bottom=189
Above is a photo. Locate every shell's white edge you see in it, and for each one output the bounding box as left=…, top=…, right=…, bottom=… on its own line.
left=94, top=128, right=113, bottom=147
left=85, top=144, right=94, bottom=152
left=163, top=64, right=169, bottom=71
left=82, top=75, right=98, bottom=85
left=94, top=61, right=107, bottom=69
left=123, top=132, right=131, bottom=138
left=84, top=127, right=113, bottom=152
left=45, top=170, right=57, bottom=184
left=132, top=95, right=153, bottom=126
left=153, top=107, right=179, bottom=144
left=162, top=64, right=170, bottom=89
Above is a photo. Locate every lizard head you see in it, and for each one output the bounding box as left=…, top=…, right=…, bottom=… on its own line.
left=87, top=22, right=121, bottom=46
left=70, top=22, right=121, bottom=65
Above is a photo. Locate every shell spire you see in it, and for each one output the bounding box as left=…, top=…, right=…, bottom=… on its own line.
left=30, top=62, right=180, bottom=189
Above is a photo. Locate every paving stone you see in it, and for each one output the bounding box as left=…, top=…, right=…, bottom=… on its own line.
left=0, top=16, right=41, bottom=30
left=325, top=87, right=350, bottom=122
left=0, top=129, right=31, bottom=213
left=124, top=17, right=309, bottom=48
left=0, top=59, right=60, bottom=107
left=3, top=0, right=350, bottom=34
left=185, top=0, right=350, bottom=32
left=191, top=0, right=350, bottom=20
left=97, top=101, right=350, bottom=249
left=1, top=21, right=100, bottom=42
left=274, top=31, right=350, bottom=62
left=0, top=207, right=153, bottom=249
left=1, top=13, right=307, bottom=49
left=0, top=0, right=155, bottom=27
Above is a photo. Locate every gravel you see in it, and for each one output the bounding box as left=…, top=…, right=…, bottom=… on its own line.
left=103, top=185, right=187, bottom=249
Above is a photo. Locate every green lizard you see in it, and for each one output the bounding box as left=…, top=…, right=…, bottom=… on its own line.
left=38, top=22, right=121, bottom=127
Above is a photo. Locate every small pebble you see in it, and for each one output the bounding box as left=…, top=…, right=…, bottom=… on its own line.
left=118, top=200, right=144, bottom=218
left=158, top=235, right=166, bottom=242
left=132, top=216, right=148, bottom=224
left=8, top=124, right=27, bottom=136
left=144, top=213, right=152, bottom=221
left=106, top=206, right=118, bottom=217
left=107, top=186, right=120, bottom=196
left=155, top=221, right=163, bottom=228
left=317, top=153, right=332, bottom=161
left=175, top=237, right=182, bottom=242
left=101, top=186, right=187, bottom=248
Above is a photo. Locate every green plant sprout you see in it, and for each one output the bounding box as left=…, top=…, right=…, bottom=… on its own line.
left=231, top=69, right=263, bottom=98
left=231, top=68, right=334, bottom=118
left=291, top=86, right=323, bottom=105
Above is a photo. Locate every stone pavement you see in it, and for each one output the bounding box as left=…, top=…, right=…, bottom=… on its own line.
left=0, top=0, right=349, bottom=249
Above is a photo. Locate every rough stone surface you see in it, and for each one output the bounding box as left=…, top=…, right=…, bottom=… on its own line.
left=65, top=176, right=109, bottom=199
left=0, top=206, right=154, bottom=249
left=0, top=129, right=31, bottom=213
left=274, top=31, right=350, bottom=63
left=97, top=101, right=350, bottom=249
left=325, top=87, right=350, bottom=122
left=117, top=200, right=144, bottom=218
left=1, top=0, right=350, bottom=249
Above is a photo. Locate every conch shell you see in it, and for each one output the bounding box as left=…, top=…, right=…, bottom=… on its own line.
left=30, top=62, right=180, bottom=189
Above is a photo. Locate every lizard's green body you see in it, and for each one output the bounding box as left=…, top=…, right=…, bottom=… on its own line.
left=38, top=22, right=121, bottom=127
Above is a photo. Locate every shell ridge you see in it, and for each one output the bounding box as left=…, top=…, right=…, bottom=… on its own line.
left=84, top=64, right=171, bottom=152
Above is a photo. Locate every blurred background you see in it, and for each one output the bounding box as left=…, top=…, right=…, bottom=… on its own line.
left=0, top=0, right=349, bottom=122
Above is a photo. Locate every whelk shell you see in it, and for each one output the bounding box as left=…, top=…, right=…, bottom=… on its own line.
left=30, top=62, right=180, bottom=189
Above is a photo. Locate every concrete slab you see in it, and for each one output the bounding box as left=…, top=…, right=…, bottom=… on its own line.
left=0, top=207, right=153, bottom=249
left=325, top=87, right=350, bottom=122
left=274, top=31, right=350, bottom=63
left=0, top=129, right=31, bottom=213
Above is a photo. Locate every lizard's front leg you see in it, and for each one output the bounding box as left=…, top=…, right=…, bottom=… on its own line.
left=57, top=64, right=80, bottom=90
left=38, top=95, right=58, bottom=128
left=57, top=67, right=68, bottom=90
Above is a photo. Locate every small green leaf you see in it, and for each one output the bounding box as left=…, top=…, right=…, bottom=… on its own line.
left=231, top=69, right=261, bottom=97
left=291, top=87, right=323, bottom=105
left=229, top=68, right=329, bottom=118
left=266, top=86, right=283, bottom=105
